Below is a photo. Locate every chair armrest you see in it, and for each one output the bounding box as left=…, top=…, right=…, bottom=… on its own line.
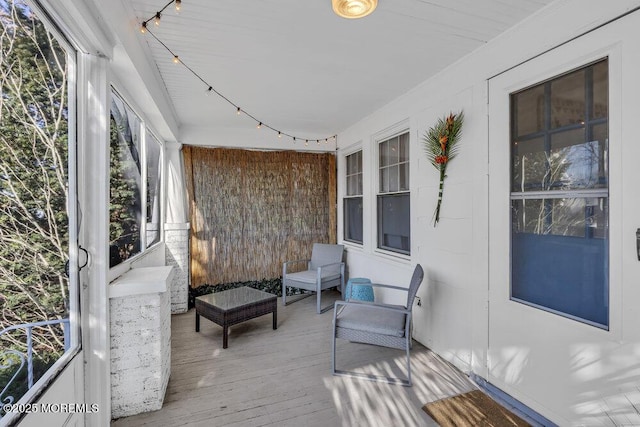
left=369, top=283, right=408, bottom=292
left=315, top=261, right=344, bottom=271
left=333, top=299, right=411, bottom=316
left=283, top=259, right=311, bottom=273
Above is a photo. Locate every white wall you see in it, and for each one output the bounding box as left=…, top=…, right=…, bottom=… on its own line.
left=336, top=0, right=640, bottom=425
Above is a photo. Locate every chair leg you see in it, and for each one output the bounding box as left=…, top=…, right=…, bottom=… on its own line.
left=406, top=338, right=412, bottom=387
left=331, top=321, right=337, bottom=374
left=282, top=282, right=287, bottom=306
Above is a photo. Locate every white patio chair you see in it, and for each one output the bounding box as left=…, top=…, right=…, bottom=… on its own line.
left=331, top=264, right=424, bottom=386
left=282, top=243, right=345, bottom=314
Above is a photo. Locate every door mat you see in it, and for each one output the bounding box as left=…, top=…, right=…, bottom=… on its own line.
left=422, top=390, right=531, bottom=427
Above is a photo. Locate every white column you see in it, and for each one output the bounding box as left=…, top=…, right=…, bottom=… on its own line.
left=79, top=53, right=111, bottom=426
left=164, top=142, right=190, bottom=313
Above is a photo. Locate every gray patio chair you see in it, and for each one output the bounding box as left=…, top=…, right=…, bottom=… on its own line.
left=331, top=264, right=424, bottom=386
left=282, top=243, right=345, bottom=314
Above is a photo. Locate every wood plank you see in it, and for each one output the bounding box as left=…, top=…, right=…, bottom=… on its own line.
left=112, top=291, right=475, bottom=426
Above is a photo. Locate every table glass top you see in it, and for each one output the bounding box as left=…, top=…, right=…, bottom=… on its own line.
left=196, top=286, right=276, bottom=310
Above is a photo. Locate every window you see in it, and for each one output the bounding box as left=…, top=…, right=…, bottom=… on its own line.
left=377, top=132, right=410, bottom=254
left=344, top=150, right=363, bottom=244
left=510, top=59, right=609, bottom=328
left=0, top=0, right=80, bottom=419
left=146, top=132, right=162, bottom=247
left=109, top=90, right=163, bottom=268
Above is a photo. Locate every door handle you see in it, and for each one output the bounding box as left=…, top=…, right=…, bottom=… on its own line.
left=636, top=228, right=640, bottom=261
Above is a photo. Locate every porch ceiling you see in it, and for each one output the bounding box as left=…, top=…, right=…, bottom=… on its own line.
left=124, top=0, right=553, bottom=140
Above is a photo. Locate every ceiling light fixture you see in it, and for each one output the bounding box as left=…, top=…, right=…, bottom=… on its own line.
left=332, top=0, right=377, bottom=19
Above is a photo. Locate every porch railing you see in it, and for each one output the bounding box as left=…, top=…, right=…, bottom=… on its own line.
left=0, top=318, right=70, bottom=410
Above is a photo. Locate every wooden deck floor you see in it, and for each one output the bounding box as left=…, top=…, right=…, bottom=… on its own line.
left=112, top=291, right=476, bottom=426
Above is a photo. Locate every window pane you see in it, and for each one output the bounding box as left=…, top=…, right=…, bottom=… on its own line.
left=592, top=61, right=608, bottom=120
left=399, top=133, right=409, bottom=163
left=388, top=136, right=399, bottom=165
left=549, top=128, right=605, bottom=190
left=510, top=59, right=608, bottom=328
left=389, top=165, right=399, bottom=192
left=0, top=0, right=76, bottom=412
left=346, top=150, right=363, bottom=196
left=377, top=194, right=410, bottom=254
left=347, top=151, right=356, bottom=174
left=380, top=167, right=389, bottom=193
left=512, top=137, right=546, bottom=192
left=347, top=175, right=356, bottom=196
left=592, top=123, right=608, bottom=187
left=146, top=132, right=162, bottom=247
left=380, top=140, right=390, bottom=167
left=399, top=163, right=409, bottom=191
left=511, top=197, right=608, bottom=327
left=110, top=92, right=143, bottom=267
left=550, top=69, right=585, bottom=129
left=344, top=197, right=363, bottom=244
left=514, top=85, right=545, bottom=136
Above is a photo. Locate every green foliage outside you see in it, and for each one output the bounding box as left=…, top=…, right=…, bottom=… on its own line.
left=109, top=105, right=142, bottom=268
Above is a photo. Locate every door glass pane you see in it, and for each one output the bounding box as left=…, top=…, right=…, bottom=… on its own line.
left=0, top=0, right=76, bottom=413
left=592, top=123, right=608, bottom=187
left=550, top=69, right=585, bottom=129
left=592, top=61, right=608, bottom=120
left=510, top=59, right=608, bottom=329
left=512, top=197, right=608, bottom=327
left=549, top=128, right=604, bottom=190
left=514, top=85, right=545, bottom=136
left=512, top=137, right=546, bottom=192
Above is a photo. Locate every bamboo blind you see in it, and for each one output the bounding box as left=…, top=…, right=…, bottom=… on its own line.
left=184, top=146, right=337, bottom=288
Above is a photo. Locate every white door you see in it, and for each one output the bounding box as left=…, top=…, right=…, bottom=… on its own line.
left=488, top=11, right=640, bottom=426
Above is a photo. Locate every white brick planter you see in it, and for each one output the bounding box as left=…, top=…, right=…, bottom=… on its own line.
left=109, top=266, right=174, bottom=419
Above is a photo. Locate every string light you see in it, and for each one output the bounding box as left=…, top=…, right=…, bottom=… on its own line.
left=140, top=1, right=337, bottom=147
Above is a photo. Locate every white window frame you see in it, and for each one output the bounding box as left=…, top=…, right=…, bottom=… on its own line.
left=344, top=148, right=364, bottom=245
left=108, top=87, right=164, bottom=280
left=0, top=2, right=81, bottom=424
left=373, top=120, right=411, bottom=258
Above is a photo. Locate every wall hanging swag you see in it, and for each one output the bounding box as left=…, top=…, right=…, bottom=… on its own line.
left=422, top=111, right=464, bottom=226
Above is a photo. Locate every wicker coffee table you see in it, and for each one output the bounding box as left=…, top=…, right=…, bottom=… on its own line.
left=195, top=286, right=277, bottom=349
